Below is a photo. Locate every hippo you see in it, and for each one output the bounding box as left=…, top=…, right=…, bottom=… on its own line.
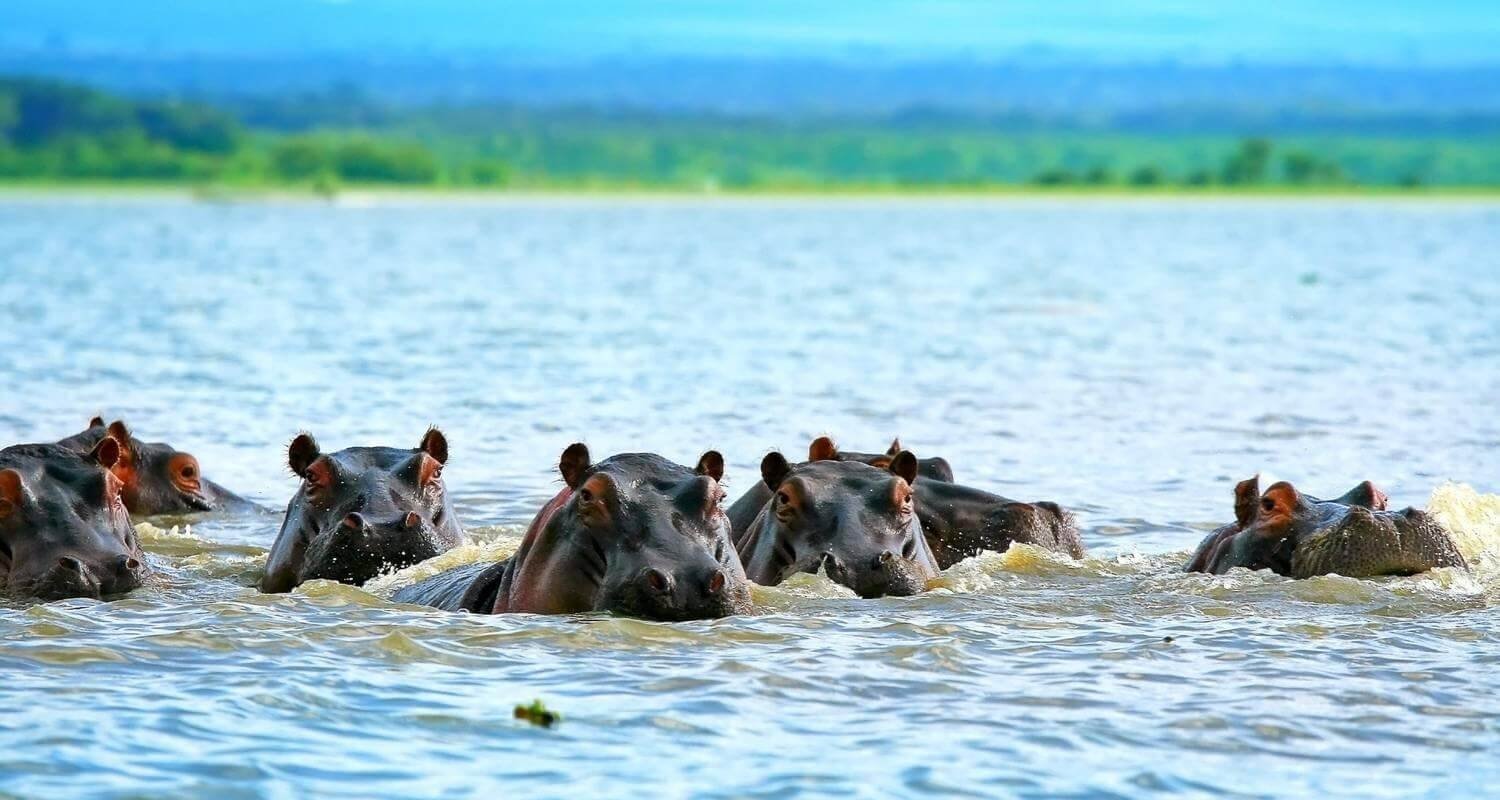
left=727, top=436, right=952, bottom=538
left=1185, top=476, right=1467, bottom=578
left=0, top=437, right=150, bottom=600
left=911, top=480, right=1083, bottom=567
left=729, top=436, right=1079, bottom=567
left=735, top=449, right=940, bottom=598
left=395, top=444, right=750, bottom=620
left=260, top=428, right=464, bottom=593
left=58, top=417, right=251, bottom=515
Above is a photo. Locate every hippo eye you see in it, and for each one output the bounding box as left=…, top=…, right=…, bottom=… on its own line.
left=1261, top=497, right=1276, bottom=512
left=181, top=465, right=196, bottom=480
left=579, top=488, right=593, bottom=504
left=776, top=491, right=790, bottom=505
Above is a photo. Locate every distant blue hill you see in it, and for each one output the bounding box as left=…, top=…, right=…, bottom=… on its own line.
left=3, top=51, right=1500, bottom=118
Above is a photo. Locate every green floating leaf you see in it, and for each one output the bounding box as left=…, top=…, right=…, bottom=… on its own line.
left=514, top=699, right=560, bottom=728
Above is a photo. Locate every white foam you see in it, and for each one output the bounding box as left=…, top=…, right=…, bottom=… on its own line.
left=362, top=524, right=526, bottom=598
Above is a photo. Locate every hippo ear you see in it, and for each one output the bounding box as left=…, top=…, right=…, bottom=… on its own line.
left=1232, top=476, right=1261, bottom=527
left=288, top=433, right=321, bottom=478
left=695, top=450, right=725, bottom=482
left=559, top=443, right=591, bottom=490
left=1261, top=481, right=1302, bottom=515
left=887, top=437, right=902, bottom=456
left=888, top=450, right=919, bottom=486
left=1334, top=480, right=1388, bottom=511
left=808, top=436, right=838, bottom=462
left=760, top=452, right=791, bottom=489
left=106, top=421, right=135, bottom=458
left=419, top=427, right=449, bottom=465
left=0, top=469, right=25, bottom=512
left=88, top=415, right=106, bottom=429
left=89, top=436, right=122, bottom=470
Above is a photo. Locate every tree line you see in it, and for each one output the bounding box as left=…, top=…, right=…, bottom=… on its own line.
left=1, top=77, right=1493, bottom=190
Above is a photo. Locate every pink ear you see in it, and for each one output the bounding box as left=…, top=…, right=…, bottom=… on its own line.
left=808, top=436, right=838, bottom=462
left=0, top=469, right=24, bottom=507
left=106, top=420, right=133, bottom=450
left=90, top=436, right=122, bottom=469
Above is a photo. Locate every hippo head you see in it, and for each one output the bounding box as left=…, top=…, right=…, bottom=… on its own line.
left=269, top=428, right=463, bottom=588
left=0, top=438, right=149, bottom=600
left=89, top=419, right=215, bottom=514
left=809, top=436, right=956, bottom=483
left=740, top=449, right=940, bottom=598
left=533, top=445, right=750, bottom=620
left=1189, top=476, right=1466, bottom=578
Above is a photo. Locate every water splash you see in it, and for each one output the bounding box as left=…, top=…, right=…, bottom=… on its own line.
left=362, top=524, right=526, bottom=598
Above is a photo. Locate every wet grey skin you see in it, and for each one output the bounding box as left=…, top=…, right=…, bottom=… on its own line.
left=735, top=450, right=940, bottom=598
left=0, top=438, right=150, bottom=601
left=911, top=480, right=1084, bottom=568
left=395, top=445, right=751, bottom=621
left=1186, top=476, right=1467, bottom=578
left=726, top=436, right=953, bottom=539
left=57, top=418, right=254, bottom=516
left=260, top=428, right=463, bottom=593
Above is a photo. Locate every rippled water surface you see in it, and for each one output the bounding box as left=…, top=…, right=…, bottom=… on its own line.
left=2, top=196, right=1499, bottom=798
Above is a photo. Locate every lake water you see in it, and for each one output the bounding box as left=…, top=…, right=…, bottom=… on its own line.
left=1, top=195, right=1498, bottom=798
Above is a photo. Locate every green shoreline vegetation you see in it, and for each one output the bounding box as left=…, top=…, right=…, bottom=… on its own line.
left=3, top=77, right=1499, bottom=195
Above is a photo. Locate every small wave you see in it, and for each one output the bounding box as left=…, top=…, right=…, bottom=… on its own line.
left=362, top=524, right=526, bottom=598
left=1426, top=482, right=1500, bottom=567
left=136, top=522, right=264, bottom=557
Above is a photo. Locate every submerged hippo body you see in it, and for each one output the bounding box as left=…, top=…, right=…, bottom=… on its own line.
left=260, top=429, right=463, bottom=593
left=735, top=450, right=940, bottom=598
left=396, top=445, right=750, bottom=620
left=912, top=480, right=1083, bottom=567
left=0, top=438, right=149, bottom=600
left=58, top=418, right=252, bottom=515
left=726, top=437, right=953, bottom=539
left=1186, top=476, right=1467, bottom=578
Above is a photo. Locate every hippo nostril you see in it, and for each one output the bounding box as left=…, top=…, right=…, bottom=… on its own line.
left=58, top=556, right=85, bottom=574
left=645, top=568, right=671, bottom=594
left=126, top=558, right=141, bottom=571
left=341, top=512, right=365, bottom=533
left=706, top=569, right=726, bottom=595
left=876, top=550, right=896, bottom=568
left=404, top=511, right=422, bottom=530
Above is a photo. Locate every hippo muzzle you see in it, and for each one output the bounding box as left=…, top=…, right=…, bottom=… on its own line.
left=20, top=553, right=145, bottom=601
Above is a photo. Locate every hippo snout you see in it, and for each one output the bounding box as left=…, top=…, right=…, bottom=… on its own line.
left=622, top=564, right=744, bottom=621
left=101, top=554, right=146, bottom=595
left=819, top=549, right=927, bottom=599
left=30, top=556, right=103, bottom=600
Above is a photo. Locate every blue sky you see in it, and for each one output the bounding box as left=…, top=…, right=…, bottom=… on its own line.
left=5, top=0, right=1498, bottom=64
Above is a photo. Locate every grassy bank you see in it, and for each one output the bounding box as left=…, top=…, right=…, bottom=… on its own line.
left=5, top=76, right=1500, bottom=194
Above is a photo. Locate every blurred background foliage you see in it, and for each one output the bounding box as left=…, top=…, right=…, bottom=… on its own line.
left=3, top=78, right=1496, bottom=190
